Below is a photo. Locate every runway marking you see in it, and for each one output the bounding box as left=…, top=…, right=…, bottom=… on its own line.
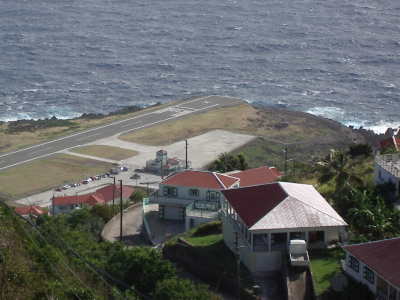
left=121, top=121, right=141, bottom=128
left=0, top=102, right=221, bottom=171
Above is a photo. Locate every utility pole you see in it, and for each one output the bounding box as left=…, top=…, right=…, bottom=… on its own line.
left=283, top=145, right=288, bottom=175
left=112, top=176, right=116, bottom=214
left=185, top=139, right=188, bottom=169
left=119, top=179, right=123, bottom=242
left=235, top=231, right=241, bottom=300
left=160, top=157, right=164, bottom=179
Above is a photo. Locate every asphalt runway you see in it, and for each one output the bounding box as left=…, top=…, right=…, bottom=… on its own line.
left=0, top=96, right=243, bottom=171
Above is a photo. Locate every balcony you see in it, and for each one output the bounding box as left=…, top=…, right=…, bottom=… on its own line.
left=149, top=191, right=194, bottom=206
left=186, top=201, right=220, bottom=219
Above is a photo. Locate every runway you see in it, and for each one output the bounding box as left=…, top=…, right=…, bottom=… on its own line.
left=0, top=96, right=243, bottom=171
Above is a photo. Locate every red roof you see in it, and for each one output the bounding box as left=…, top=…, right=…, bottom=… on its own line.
left=53, top=185, right=135, bottom=206
left=15, top=206, right=46, bottom=216
left=343, top=238, right=400, bottom=288
left=162, top=170, right=239, bottom=189
left=222, top=183, right=287, bottom=227
left=380, top=137, right=400, bottom=151
left=230, top=166, right=282, bottom=187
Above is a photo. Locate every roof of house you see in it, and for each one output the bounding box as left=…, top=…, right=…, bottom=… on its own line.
left=15, top=205, right=46, bottom=216
left=53, top=185, right=135, bottom=206
left=229, top=166, right=282, bottom=187
left=343, top=238, right=400, bottom=288
left=161, top=170, right=239, bottom=189
left=380, top=136, right=400, bottom=151
left=222, top=182, right=347, bottom=230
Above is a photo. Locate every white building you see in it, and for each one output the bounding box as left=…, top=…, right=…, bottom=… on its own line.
left=374, top=153, right=400, bottom=196
left=146, top=150, right=190, bottom=176
left=221, top=182, right=347, bottom=273
left=150, top=170, right=240, bottom=230
left=342, top=238, right=400, bottom=300
left=149, top=166, right=283, bottom=230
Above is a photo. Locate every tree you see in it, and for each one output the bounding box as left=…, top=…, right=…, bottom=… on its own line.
left=347, top=187, right=400, bottom=240
left=317, top=150, right=363, bottom=192
left=154, top=278, right=220, bottom=300
left=208, top=153, right=248, bottom=172
left=347, top=144, right=372, bottom=158
left=106, top=247, right=176, bottom=294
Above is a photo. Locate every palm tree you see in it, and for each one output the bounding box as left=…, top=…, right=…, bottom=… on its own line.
left=318, top=150, right=363, bottom=191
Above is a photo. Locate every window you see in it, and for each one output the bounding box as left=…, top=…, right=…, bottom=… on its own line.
left=189, top=189, right=199, bottom=197
left=363, top=266, right=375, bottom=284
left=207, top=191, right=220, bottom=201
left=163, top=186, right=177, bottom=197
left=348, top=255, right=360, bottom=273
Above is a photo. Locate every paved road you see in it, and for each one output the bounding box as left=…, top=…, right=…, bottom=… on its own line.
left=0, top=96, right=243, bottom=171
left=101, top=203, right=148, bottom=245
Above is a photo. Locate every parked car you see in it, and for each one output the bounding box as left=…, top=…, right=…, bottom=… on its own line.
left=55, top=187, right=62, bottom=192
left=82, top=180, right=89, bottom=184
left=121, top=166, right=128, bottom=172
left=62, top=184, right=70, bottom=190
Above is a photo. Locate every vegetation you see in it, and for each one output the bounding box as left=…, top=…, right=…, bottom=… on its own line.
left=309, top=248, right=344, bottom=296
left=70, top=145, right=138, bottom=161
left=208, top=152, right=248, bottom=172
left=0, top=154, right=113, bottom=201
left=164, top=221, right=256, bottom=299
left=28, top=207, right=217, bottom=299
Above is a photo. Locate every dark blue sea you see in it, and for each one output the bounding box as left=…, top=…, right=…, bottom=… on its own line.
left=1, top=0, right=400, bottom=132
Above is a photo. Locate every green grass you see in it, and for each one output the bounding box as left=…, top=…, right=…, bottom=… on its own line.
left=309, top=248, right=344, bottom=296
left=185, top=234, right=223, bottom=247
left=0, top=154, right=113, bottom=200
left=70, top=145, right=138, bottom=161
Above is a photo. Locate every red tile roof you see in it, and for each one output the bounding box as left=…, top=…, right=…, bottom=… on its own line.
left=162, top=170, right=239, bottom=189
left=15, top=206, right=46, bottom=216
left=380, top=136, right=400, bottom=151
left=230, top=166, right=282, bottom=187
left=222, top=183, right=287, bottom=227
left=343, top=238, right=400, bottom=288
left=53, top=185, right=135, bottom=206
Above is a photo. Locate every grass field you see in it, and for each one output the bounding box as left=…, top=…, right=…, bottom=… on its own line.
left=119, top=103, right=257, bottom=146
left=310, top=248, right=344, bottom=296
left=0, top=154, right=113, bottom=200
left=120, top=102, right=362, bottom=167
left=0, top=101, right=177, bottom=154
left=70, top=145, right=138, bottom=161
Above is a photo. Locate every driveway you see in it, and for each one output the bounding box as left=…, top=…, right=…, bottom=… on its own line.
left=101, top=203, right=149, bottom=245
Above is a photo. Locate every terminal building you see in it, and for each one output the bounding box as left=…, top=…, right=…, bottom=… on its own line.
left=145, top=150, right=190, bottom=176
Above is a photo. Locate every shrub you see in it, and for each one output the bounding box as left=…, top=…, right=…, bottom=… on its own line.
left=192, top=221, right=222, bottom=237
left=154, top=278, right=220, bottom=300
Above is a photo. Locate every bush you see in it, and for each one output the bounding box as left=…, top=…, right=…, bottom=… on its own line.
left=154, top=278, right=220, bottom=300
left=192, top=221, right=222, bottom=237
left=347, top=144, right=372, bottom=158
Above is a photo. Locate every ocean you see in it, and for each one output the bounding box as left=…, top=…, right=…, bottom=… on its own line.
left=1, top=0, right=399, bottom=133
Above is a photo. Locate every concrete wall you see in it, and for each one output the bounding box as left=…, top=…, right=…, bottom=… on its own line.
left=375, top=163, right=400, bottom=195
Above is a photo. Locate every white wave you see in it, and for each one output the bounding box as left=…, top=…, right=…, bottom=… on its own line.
left=363, top=120, right=400, bottom=134
left=306, top=106, right=345, bottom=120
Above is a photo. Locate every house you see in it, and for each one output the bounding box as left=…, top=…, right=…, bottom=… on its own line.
left=146, top=150, right=190, bottom=176
left=50, top=184, right=135, bottom=215
left=149, top=166, right=282, bottom=230
left=227, top=166, right=282, bottom=186
left=342, top=238, right=400, bottom=300
left=374, top=153, right=400, bottom=196
left=150, top=170, right=239, bottom=230
left=15, top=206, right=46, bottom=218
left=221, top=182, right=347, bottom=273
left=379, top=128, right=400, bottom=153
